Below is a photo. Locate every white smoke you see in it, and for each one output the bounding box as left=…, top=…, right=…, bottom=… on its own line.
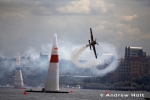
left=21, top=41, right=119, bottom=77
left=71, top=45, right=101, bottom=68
left=0, top=40, right=119, bottom=77
left=71, top=42, right=119, bottom=76
left=40, top=40, right=80, bottom=60
left=24, top=48, right=39, bottom=61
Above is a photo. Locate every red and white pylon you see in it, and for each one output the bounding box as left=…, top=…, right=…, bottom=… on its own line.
left=44, top=34, right=59, bottom=91
left=14, top=52, right=24, bottom=88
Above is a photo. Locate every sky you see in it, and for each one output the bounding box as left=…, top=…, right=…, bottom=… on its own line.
left=0, top=0, right=150, bottom=59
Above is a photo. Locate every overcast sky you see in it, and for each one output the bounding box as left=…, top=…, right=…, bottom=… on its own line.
left=0, top=0, right=150, bottom=58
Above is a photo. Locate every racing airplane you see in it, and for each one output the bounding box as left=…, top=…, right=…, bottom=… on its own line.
left=88, top=28, right=99, bottom=59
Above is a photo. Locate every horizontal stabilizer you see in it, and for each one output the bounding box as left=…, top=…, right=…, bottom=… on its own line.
left=89, top=40, right=91, bottom=50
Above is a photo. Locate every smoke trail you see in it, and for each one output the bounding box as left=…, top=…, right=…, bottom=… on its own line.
left=71, top=45, right=87, bottom=64
left=71, top=43, right=119, bottom=76
left=71, top=45, right=101, bottom=68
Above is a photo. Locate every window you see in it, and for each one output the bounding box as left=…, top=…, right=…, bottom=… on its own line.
left=132, top=51, right=138, bottom=53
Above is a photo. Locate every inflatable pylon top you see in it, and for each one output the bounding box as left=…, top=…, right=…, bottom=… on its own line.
left=53, top=34, right=58, bottom=46
left=50, top=34, right=59, bottom=63
left=16, top=52, right=20, bottom=66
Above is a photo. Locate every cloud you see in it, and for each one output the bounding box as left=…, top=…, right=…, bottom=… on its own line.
left=0, top=0, right=42, bottom=18
left=90, top=0, right=107, bottom=13
left=141, top=33, right=150, bottom=40
left=94, top=19, right=140, bottom=36
left=122, top=14, right=137, bottom=21
left=57, top=0, right=115, bottom=14
left=136, top=0, right=150, bottom=7
left=0, top=12, right=25, bottom=18
left=95, top=24, right=104, bottom=31
left=57, top=0, right=90, bottom=14
left=90, top=0, right=115, bottom=13
left=0, top=0, right=150, bottom=58
left=116, top=23, right=140, bottom=35
left=116, top=31, right=124, bottom=36
left=100, top=20, right=111, bottom=25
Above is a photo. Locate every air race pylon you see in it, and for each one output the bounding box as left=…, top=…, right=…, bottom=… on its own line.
left=25, top=34, right=68, bottom=93
left=14, top=52, right=24, bottom=88
left=44, top=34, right=59, bottom=91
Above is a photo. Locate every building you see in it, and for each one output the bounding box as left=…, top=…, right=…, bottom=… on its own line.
left=110, top=46, right=150, bottom=82
left=125, top=47, right=146, bottom=60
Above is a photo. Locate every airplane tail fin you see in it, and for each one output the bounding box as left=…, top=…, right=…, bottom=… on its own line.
left=89, top=40, right=91, bottom=50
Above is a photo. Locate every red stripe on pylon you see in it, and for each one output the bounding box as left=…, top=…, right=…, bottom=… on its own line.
left=50, top=55, right=59, bottom=63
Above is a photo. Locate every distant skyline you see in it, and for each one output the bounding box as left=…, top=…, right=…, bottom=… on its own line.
left=0, top=0, right=150, bottom=59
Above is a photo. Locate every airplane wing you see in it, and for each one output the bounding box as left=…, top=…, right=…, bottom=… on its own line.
left=90, top=28, right=94, bottom=42
left=92, top=44, right=97, bottom=58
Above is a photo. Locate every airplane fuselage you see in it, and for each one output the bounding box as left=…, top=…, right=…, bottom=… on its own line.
left=88, top=28, right=98, bottom=58
left=90, top=41, right=97, bottom=45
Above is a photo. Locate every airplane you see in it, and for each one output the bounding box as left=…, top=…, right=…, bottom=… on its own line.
left=88, top=28, right=99, bottom=58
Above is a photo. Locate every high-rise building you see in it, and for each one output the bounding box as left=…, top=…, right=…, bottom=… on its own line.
left=125, top=47, right=146, bottom=61
left=110, top=46, right=150, bottom=82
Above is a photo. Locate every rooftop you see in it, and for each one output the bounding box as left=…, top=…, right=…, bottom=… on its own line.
left=129, top=47, right=143, bottom=49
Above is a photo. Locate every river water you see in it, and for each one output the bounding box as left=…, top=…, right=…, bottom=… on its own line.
left=0, top=87, right=149, bottom=100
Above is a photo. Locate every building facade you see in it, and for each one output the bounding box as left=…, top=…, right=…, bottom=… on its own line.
left=110, top=46, right=150, bottom=82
